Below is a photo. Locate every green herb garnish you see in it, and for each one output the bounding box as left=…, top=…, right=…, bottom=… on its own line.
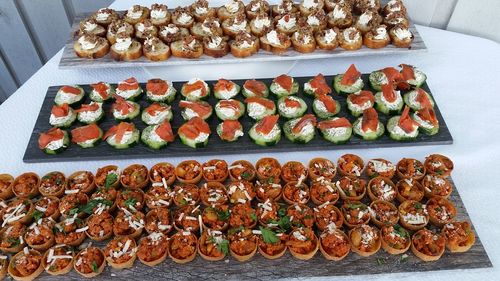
left=124, top=198, right=137, bottom=208
left=68, top=207, right=80, bottom=216
left=376, top=258, right=386, bottom=265
left=7, top=237, right=20, bottom=247
left=259, top=226, right=279, bottom=244
left=393, top=224, right=408, bottom=238
left=91, top=261, right=99, bottom=273
left=80, top=199, right=113, bottom=215
left=249, top=212, right=257, bottom=221
left=414, top=202, right=423, bottom=209
left=347, top=203, right=366, bottom=210
left=241, top=171, right=252, bottom=180
left=215, top=208, right=230, bottom=221
left=178, top=198, right=188, bottom=206
left=210, top=236, right=229, bottom=256
left=32, top=210, right=44, bottom=221
left=105, top=173, right=118, bottom=189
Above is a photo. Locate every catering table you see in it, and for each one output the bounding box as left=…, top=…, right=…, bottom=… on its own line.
left=0, top=0, right=499, bottom=280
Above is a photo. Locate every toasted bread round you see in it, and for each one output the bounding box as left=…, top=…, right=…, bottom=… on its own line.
left=110, top=40, right=142, bottom=61
left=170, top=40, right=203, bottom=59
left=144, top=41, right=171, bottom=61
left=123, top=7, right=150, bottom=25
left=291, top=35, right=317, bottom=53
left=260, top=35, right=291, bottom=55
left=230, top=40, right=259, bottom=58
left=74, top=38, right=110, bottom=59
left=364, top=32, right=390, bottom=49
left=204, top=42, right=230, bottom=58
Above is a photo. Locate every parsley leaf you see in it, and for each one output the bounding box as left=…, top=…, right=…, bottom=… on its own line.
left=376, top=258, right=386, bottom=265
left=393, top=224, right=408, bottom=238
left=347, top=203, right=366, bottom=210
left=259, top=227, right=279, bottom=244
left=124, top=198, right=137, bottom=208
left=179, top=198, right=187, bottom=206
left=80, top=199, right=113, bottom=215
left=215, top=208, right=230, bottom=221
left=7, top=237, right=20, bottom=247
left=68, top=207, right=80, bottom=216
left=91, top=261, right=99, bottom=273
left=105, top=173, right=118, bottom=189
left=241, top=171, right=252, bottom=180
left=249, top=212, right=257, bottom=221
left=32, top=210, right=44, bottom=221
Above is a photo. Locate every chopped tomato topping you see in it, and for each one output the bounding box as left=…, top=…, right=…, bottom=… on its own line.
left=71, top=124, right=101, bottom=143
left=274, top=74, right=293, bottom=92
left=179, top=100, right=212, bottom=117
left=340, top=64, right=361, bottom=86
left=220, top=120, right=242, bottom=141
left=155, top=121, right=175, bottom=142
left=179, top=117, right=211, bottom=139
left=317, top=94, right=337, bottom=113
left=317, top=118, right=352, bottom=129
left=113, top=96, right=135, bottom=115
left=214, top=78, right=234, bottom=92
left=284, top=97, right=301, bottom=108
left=146, top=103, right=169, bottom=116
left=361, top=108, right=378, bottom=132
left=184, top=80, right=207, bottom=96
left=90, top=82, right=109, bottom=99
left=417, top=107, right=438, bottom=126
left=292, top=114, right=317, bottom=134
left=117, top=77, right=139, bottom=91
left=39, top=128, right=64, bottom=149
left=51, top=103, right=70, bottom=117
left=243, top=80, right=266, bottom=96
left=399, top=106, right=420, bottom=133
left=309, top=74, right=331, bottom=95
left=349, top=90, right=375, bottom=105
left=400, top=64, right=415, bottom=81
left=218, top=100, right=241, bottom=114
left=381, top=83, right=397, bottom=103
left=255, top=115, right=279, bottom=135
left=75, top=102, right=100, bottom=113
left=416, top=88, right=432, bottom=109
left=245, top=97, right=275, bottom=109
left=382, top=67, right=403, bottom=84
left=60, top=86, right=81, bottom=95
left=146, top=79, right=168, bottom=95
left=103, top=122, right=134, bottom=143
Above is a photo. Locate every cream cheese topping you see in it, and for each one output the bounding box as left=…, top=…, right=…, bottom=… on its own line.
left=114, top=37, right=132, bottom=51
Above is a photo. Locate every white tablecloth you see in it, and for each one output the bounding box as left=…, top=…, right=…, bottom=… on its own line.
left=0, top=0, right=499, bottom=280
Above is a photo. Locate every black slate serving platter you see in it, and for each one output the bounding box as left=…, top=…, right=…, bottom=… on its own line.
left=24, top=74, right=453, bottom=163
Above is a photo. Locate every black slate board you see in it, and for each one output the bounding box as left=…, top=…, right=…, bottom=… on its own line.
left=31, top=177, right=491, bottom=281
left=24, top=75, right=453, bottom=163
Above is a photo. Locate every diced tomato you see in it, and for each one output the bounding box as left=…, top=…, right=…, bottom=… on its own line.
left=179, top=117, right=211, bottom=139
left=220, top=120, right=242, bottom=141
left=214, top=79, right=234, bottom=92
left=146, top=103, right=169, bottom=116
left=60, top=86, right=81, bottom=95
left=179, top=100, right=212, bottom=117
left=218, top=100, right=241, bottom=114
left=274, top=74, right=293, bottom=92
left=90, top=82, right=109, bottom=99
left=292, top=114, right=317, bottom=134
left=381, top=83, right=397, bottom=103
left=38, top=128, right=65, bottom=149
left=243, top=80, right=266, bottom=96
left=317, top=94, right=337, bottom=113
left=51, top=103, right=70, bottom=117
left=75, top=103, right=100, bottom=113
left=349, top=90, right=375, bottom=105
left=113, top=96, right=135, bottom=115
left=317, top=118, right=352, bottom=129
left=255, top=115, right=279, bottom=135
left=284, top=97, right=301, bottom=108
left=245, top=97, right=275, bottom=109
left=382, top=67, right=403, bottom=84
left=416, top=88, right=432, bottom=109
left=155, top=121, right=175, bottom=142
left=117, top=77, right=139, bottom=91
left=417, top=107, right=438, bottom=126
left=361, top=108, right=379, bottom=132
left=309, top=74, right=331, bottom=95
left=183, top=80, right=207, bottom=97
left=146, top=79, right=168, bottom=95
left=103, top=122, right=134, bottom=143
left=400, top=64, right=415, bottom=81
left=399, top=106, right=420, bottom=133
left=71, top=124, right=101, bottom=143
left=340, top=64, right=361, bottom=86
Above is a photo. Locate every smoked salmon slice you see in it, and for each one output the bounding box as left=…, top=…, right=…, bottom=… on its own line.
left=416, top=107, right=438, bottom=126
left=38, top=128, right=64, bottom=149
left=146, top=79, right=168, bottom=95
left=382, top=67, right=403, bottom=84
left=60, top=86, right=81, bottom=95
left=340, top=64, right=361, bottom=86
left=214, top=79, right=234, bottom=92
left=256, top=115, right=279, bottom=135
left=90, top=82, right=109, bottom=99
left=117, top=77, right=139, bottom=91
left=399, top=106, right=420, bottom=133
left=381, top=83, right=397, bottom=103
left=71, top=124, right=101, bottom=143
left=284, top=97, right=301, bottom=108
left=184, top=80, right=207, bottom=96
left=243, top=80, right=266, bottom=96
left=317, top=94, right=337, bottom=113
left=245, top=97, right=275, bottom=109
left=361, top=108, right=379, bottom=132
left=220, top=120, right=242, bottom=140
left=218, top=100, right=241, bottom=114
left=146, top=103, right=169, bottom=116
left=317, top=118, right=352, bottom=130
left=103, top=122, right=134, bottom=143
left=113, top=96, right=135, bottom=115
left=349, top=90, right=375, bottom=105
left=416, top=88, right=432, bottom=109
left=400, top=64, right=415, bottom=81
left=274, top=74, right=293, bottom=92
left=155, top=121, right=175, bottom=142
left=179, top=117, right=211, bottom=139
left=75, top=103, right=100, bottom=113
left=51, top=103, right=70, bottom=117
left=292, top=114, right=317, bottom=134
left=179, top=100, right=212, bottom=117
left=309, top=74, right=331, bottom=95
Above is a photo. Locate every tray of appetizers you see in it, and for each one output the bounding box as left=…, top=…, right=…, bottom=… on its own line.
left=0, top=154, right=491, bottom=280
left=25, top=64, right=452, bottom=163
left=59, top=0, right=426, bottom=69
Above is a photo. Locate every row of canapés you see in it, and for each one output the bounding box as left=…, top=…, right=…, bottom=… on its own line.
left=75, top=0, right=414, bottom=60
left=0, top=155, right=473, bottom=280
left=40, top=64, right=436, bottom=153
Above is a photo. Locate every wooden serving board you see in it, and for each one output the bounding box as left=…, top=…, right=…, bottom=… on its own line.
left=58, top=11, right=426, bottom=69
left=23, top=74, right=453, bottom=163
left=31, top=177, right=491, bottom=281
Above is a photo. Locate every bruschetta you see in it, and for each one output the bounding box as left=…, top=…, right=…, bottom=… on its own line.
left=110, top=32, right=142, bottom=61
left=230, top=31, right=260, bottom=58
left=339, top=27, right=362, bottom=50
left=150, top=3, right=171, bottom=26
left=171, top=7, right=195, bottom=28
left=171, top=35, right=203, bottom=59
left=260, top=30, right=291, bottom=55
left=143, top=36, right=170, bottom=61
left=327, top=4, right=353, bottom=28
left=74, top=34, right=109, bottom=59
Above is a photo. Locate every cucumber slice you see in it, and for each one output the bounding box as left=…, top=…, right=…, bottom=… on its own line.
left=407, top=69, right=427, bottom=88
left=77, top=104, right=104, bottom=124
left=247, top=101, right=275, bottom=121
left=54, top=86, right=85, bottom=106
left=141, top=125, right=169, bottom=150
left=318, top=119, right=352, bottom=144
left=403, top=90, right=435, bottom=111
left=116, top=88, right=143, bottom=101
left=216, top=122, right=244, bottom=142
left=312, top=98, right=341, bottom=119
left=277, top=96, right=307, bottom=119
left=352, top=118, right=385, bottom=140
left=249, top=123, right=281, bottom=146
left=368, top=71, right=388, bottom=92
left=215, top=100, right=245, bottom=120
left=181, top=80, right=210, bottom=101
left=333, top=75, right=364, bottom=95
left=346, top=96, right=373, bottom=117
left=89, top=83, right=115, bottom=102
left=270, top=81, right=299, bottom=98
left=49, top=110, right=76, bottom=128
left=146, top=85, right=176, bottom=104
left=242, top=83, right=269, bottom=98
left=283, top=117, right=316, bottom=144
left=180, top=102, right=213, bottom=121
left=113, top=101, right=141, bottom=121
left=386, top=116, right=419, bottom=141
left=74, top=127, right=103, bottom=148
left=214, top=84, right=241, bottom=100
left=179, top=131, right=210, bottom=148
left=374, top=92, right=404, bottom=115
left=43, top=131, right=70, bottom=155
left=106, top=129, right=140, bottom=149
left=412, top=112, right=439, bottom=135
left=141, top=103, right=173, bottom=125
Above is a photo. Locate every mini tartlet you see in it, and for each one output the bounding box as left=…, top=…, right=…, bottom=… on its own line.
left=202, top=159, right=229, bottom=182
left=366, top=158, right=396, bottom=179
left=287, top=204, right=314, bottom=228
left=228, top=227, right=258, bottom=261
left=426, top=197, right=456, bottom=227
left=202, top=205, right=230, bottom=231
left=120, top=164, right=149, bottom=189
left=396, top=178, right=424, bottom=202
left=319, top=228, right=350, bottom=260
left=149, top=162, right=176, bottom=187
left=173, top=205, right=202, bottom=232
left=74, top=247, right=106, bottom=277
left=8, top=248, right=44, bottom=281
left=53, top=217, right=86, bottom=246
left=283, top=181, right=310, bottom=204
left=258, top=229, right=288, bottom=259
left=442, top=221, right=475, bottom=253
left=0, top=174, right=14, bottom=199
left=337, top=154, right=364, bottom=177
left=172, top=184, right=200, bottom=207
left=104, top=236, right=138, bottom=269
left=86, top=211, right=114, bottom=241
left=39, top=172, right=66, bottom=197
left=145, top=208, right=172, bottom=235
left=169, top=231, right=198, bottom=264
left=255, top=181, right=283, bottom=202
left=411, top=228, right=445, bottom=261
left=336, top=176, right=366, bottom=201
left=200, top=182, right=228, bottom=206
left=198, top=230, right=228, bottom=261
left=341, top=201, right=370, bottom=228
left=369, top=200, right=399, bottom=227
left=112, top=209, right=145, bottom=239
left=175, top=160, right=203, bottom=184
left=42, top=244, right=74, bottom=276
left=381, top=224, right=411, bottom=255
left=314, top=202, right=343, bottom=231
left=287, top=227, right=319, bottom=260
left=367, top=176, right=396, bottom=202
left=398, top=200, right=428, bottom=230
left=227, top=181, right=255, bottom=204
left=12, top=173, right=40, bottom=199
left=308, top=158, right=337, bottom=181
left=396, top=158, right=426, bottom=180
left=137, top=232, right=169, bottom=266
left=422, top=174, right=453, bottom=199
left=349, top=225, right=381, bottom=257
left=229, top=160, right=256, bottom=181
left=424, top=154, right=454, bottom=178
left=310, top=180, right=339, bottom=205
left=67, top=171, right=95, bottom=194
left=229, top=204, right=257, bottom=228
